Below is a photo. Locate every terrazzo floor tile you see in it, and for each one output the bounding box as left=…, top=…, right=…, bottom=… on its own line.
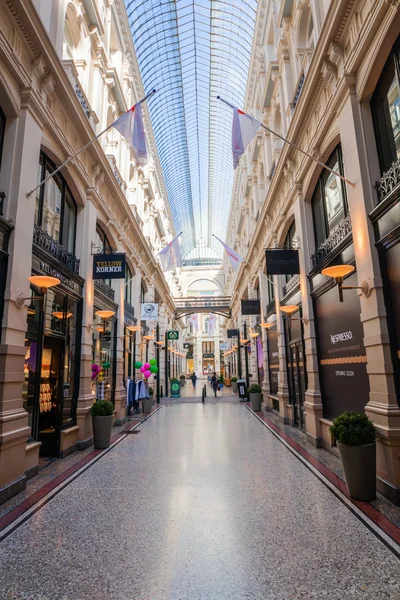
left=1, top=404, right=400, bottom=600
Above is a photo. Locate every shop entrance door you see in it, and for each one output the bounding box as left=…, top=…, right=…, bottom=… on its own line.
left=288, top=342, right=306, bottom=430
left=37, top=336, right=65, bottom=457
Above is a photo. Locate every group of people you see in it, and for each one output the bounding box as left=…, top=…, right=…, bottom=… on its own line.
left=190, top=372, right=221, bottom=397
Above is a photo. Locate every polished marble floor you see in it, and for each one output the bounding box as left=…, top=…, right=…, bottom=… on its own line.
left=1, top=404, right=399, bottom=599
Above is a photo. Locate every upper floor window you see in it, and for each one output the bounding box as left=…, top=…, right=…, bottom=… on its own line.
left=35, top=153, right=77, bottom=254
left=125, top=265, right=133, bottom=304
left=283, top=221, right=297, bottom=283
left=0, top=106, right=5, bottom=170
left=371, top=36, right=400, bottom=175
left=312, top=145, right=347, bottom=248
left=140, top=284, right=146, bottom=303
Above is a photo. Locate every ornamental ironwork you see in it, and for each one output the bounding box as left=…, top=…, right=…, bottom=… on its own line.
left=0, top=191, right=5, bottom=216
left=94, top=278, right=115, bottom=301
left=375, top=158, right=400, bottom=203
left=292, top=73, right=305, bottom=108
left=266, top=299, right=275, bottom=315
left=33, top=225, right=80, bottom=274
left=311, top=215, right=352, bottom=269
left=269, top=161, right=276, bottom=180
left=282, top=274, right=300, bottom=297
left=74, top=82, right=91, bottom=119
left=124, top=301, right=136, bottom=323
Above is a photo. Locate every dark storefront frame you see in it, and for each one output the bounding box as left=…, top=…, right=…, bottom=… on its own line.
left=370, top=34, right=400, bottom=407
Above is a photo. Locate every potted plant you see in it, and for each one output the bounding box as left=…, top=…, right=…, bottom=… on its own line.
left=180, top=374, right=186, bottom=387
left=330, top=412, right=376, bottom=501
left=143, top=387, right=153, bottom=414
left=91, top=400, right=114, bottom=449
left=248, top=383, right=262, bottom=411
left=231, top=376, right=238, bottom=393
left=219, top=373, right=224, bottom=389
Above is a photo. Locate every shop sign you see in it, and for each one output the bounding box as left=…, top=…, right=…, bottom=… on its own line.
left=203, top=353, right=214, bottom=358
left=315, top=273, right=369, bottom=419
left=93, top=253, right=126, bottom=279
left=265, top=249, right=300, bottom=275
left=186, top=352, right=193, bottom=359
left=183, top=343, right=191, bottom=349
left=140, top=302, right=159, bottom=321
left=227, top=329, right=239, bottom=338
left=39, top=262, right=75, bottom=290
left=167, top=330, right=179, bottom=340
left=220, top=343, right=228, bottom=350
left=241, top=299, right=261, bottom=315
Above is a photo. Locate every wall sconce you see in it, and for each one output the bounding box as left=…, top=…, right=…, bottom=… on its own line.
left=16, top=276, right=60, bottom=309
left=240, top=339, right=250, bottom=345
left=52, top=312, right=73, bottom=319
left=94, top=309, right=115, bottom=333
left=126, top=325, right=140, bottom=333
left=279, top=305, right=308, bottom=325
left=260, top=322, right=273, bottom=329
left=321, top=265, right=370, bottom=303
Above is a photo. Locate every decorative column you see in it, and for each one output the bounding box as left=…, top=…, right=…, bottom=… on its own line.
left=112, top=238, right=127, bottom=424
left=294, top=185, right=323, bottom=446
left=259, top=272, right=272, bottom=409
left=339, top=77, right=400, bottom=502
left=75, top=190, right=98, bottom=448
left=275, top=275, right=290, bottom=423
left=0, top=92, right=43, bottom=500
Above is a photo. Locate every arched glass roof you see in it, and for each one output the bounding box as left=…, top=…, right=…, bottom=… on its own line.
left=125, top=0, right=258, bottom=265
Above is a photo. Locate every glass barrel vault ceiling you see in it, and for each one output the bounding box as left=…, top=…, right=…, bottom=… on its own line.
left=125, top=0, right=258, bottom=266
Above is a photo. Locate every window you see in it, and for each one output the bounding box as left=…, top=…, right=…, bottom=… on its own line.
left=0, top=106, right=5, bottom=170
left=140, top=284, right=146, bottom=303
left=312, top=145, right=347, bottom=248
left=202, top=341, right=214, bottom=354
left=125, top=265, right=133, bottom=304
left=36, top=153, right=77, bottom=254
left=371, top=36, right=400, bottom=175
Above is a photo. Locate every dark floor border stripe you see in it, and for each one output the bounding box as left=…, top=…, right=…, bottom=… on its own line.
left=0, top=406, right=162, bottom=542
left=244, top=404, right=400, bottom=559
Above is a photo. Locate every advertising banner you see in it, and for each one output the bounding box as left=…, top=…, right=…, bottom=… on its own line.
left=241, top=299, right=261, bottom=315
left=315, top=273, right=369, bottom=419
left=267, top=327, right=279, bottom=395
left=93, top=253, right=126, bottom=279
left=140, top=302, right=159, bottom=321
left=265, top=249, right=299, bottom=275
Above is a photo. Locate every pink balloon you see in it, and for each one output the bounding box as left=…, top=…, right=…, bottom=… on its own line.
left=144, top=370, right=151, bottom=378
left=144, top=362, right=151, bottom=370
left=140, top=366, right=146, bottom=373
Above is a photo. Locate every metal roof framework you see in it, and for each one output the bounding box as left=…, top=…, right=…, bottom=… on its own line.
left=125, top=0, right=257, bottom=265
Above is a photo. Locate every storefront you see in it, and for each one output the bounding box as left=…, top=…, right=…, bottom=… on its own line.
left=202, top=353, right=215, bottom=374
left=23, top=252, right=84, bottom=457
left=92, top=285, right=118, bottom=403
left=370, top=34, right=400, bottom=405
left=266, top=322, right=279, bottom=412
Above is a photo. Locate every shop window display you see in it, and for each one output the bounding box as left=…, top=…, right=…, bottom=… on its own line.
left=92, top=309, right=115, bottom=402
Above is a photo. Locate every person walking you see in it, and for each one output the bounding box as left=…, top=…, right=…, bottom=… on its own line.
left=211, top=372, right=218, bottom=397
left=191, top=372, right=197, bottom=389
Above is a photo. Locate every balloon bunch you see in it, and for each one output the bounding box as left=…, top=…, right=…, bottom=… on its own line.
left=135, top=358, right=158, bottom=379
left=92, top=363, right=102, bottom=380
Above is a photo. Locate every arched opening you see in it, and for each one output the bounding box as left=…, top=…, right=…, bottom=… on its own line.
left=64, top=4, right=81, bottom=60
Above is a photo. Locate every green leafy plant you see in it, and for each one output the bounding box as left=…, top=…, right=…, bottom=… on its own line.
left=180, top=374, right=186, bottom=379
left=231, top=376, right=238, bottom=382
left=219, top=373, right=224, bottom=383
left=91, top=400, right=114, bottom=417
left=248, top=384, right=262, bottom=394
left=330, top=412, right=376, bottom=446
left=148, top=387, right=154, bottom=395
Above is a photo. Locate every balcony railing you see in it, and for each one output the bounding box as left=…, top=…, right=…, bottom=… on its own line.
left=375, top=158, right=400, bottom=203
left=124, top=301, right=136, bottom=324
left=74, top=81, right=91, bottom=119
left=266, top=299, right=275, bottom=315
left=94, top=279, right=115, bottom=301
left=269, top=161, right=276, bottom=180
left=282, top=274, right=300, bottom=297
left=33, top=225, right=80, bottom=274
left=0, top=191, right=5, bottom=216
left=292, top=73, right=305, bottom=109
left=311, top=215, right=352, bottom=269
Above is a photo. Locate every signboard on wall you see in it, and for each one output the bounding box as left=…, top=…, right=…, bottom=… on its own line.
left=265, top=249, right=299, bottom=275
left=241, top=299, right=261, bottom=315
left=93, top=253, right=126, bottom=279
left=315, top=273, right=369, bottom=420
left=140, top=302, right=159, bottom=321
left=267, top=327, right=279, bottom=395
left=227, top=329, right=238, bottom=338
left=167, top=330, right=179, bottom=340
